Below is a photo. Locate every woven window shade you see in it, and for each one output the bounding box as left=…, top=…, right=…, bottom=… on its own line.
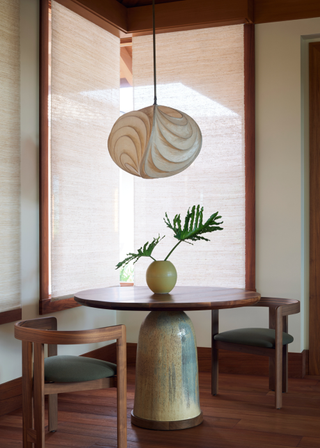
left=50, top=1, right=119, bottom=298
left=132, top=26, right=245, bottom=288
left=0, top=0, right=20, bottom=313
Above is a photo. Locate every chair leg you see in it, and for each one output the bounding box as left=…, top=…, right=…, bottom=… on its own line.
left=275, top=358, right=282, bottom=409
left=211, top=310, right=219, bottom=396
left=211, top=342, right=219, bottom=395
left=275, top=308, right=283, bottom=410
left=48, top=394, right=58, bottom=432
left=34, top=343, right=45, bottom=448
left=270, top=354, right=283, bottom=408
left=269, top=357, right=275, bottom=391
left=116, top=327, right=127, bottom=448
left=282, top=345, right=288, bottom=393
left=22, top=341, right=33, bottom=448
left=270, top=345, right=287, bottom=407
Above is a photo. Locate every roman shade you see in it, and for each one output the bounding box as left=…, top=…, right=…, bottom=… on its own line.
left=132, top=26, right=245, bottom=288
left=0, top=0, right=21, bottom=318
left=50, top=1, right=120, bottom=299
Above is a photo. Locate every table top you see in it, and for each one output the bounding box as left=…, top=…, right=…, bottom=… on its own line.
left=74, top=286, right=261, bottom=312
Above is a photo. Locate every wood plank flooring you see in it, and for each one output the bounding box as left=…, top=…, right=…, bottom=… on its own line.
left=1, top=367, right=320, bottom=447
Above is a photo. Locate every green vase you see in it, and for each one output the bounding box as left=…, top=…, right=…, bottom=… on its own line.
left=146, top=260, right=177, bottom=294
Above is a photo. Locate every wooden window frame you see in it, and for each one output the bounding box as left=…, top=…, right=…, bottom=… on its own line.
left=39, top=0, right=255, bottom=315
left=0, top=309, right=22, bottom=326
left=244, top=23, right=256, bottom=292
left=309, top=41, right=320, bottom=375
left=39, top=0, right=80, bottom=314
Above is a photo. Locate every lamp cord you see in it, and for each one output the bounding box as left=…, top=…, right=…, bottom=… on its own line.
left=153, top=0, right=157, bottom=105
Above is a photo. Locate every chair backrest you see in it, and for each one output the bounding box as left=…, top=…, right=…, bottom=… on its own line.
left=252, top=297, right=300, bottom=333
left=255, top=297, right=300, bottom=313
left=15, top=316, right=126, bottom=346
left=212, top=297, right=300, bottom=336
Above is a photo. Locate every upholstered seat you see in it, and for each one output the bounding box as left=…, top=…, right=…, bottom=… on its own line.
left=44, top=355, right=117, bottom=383
left=214, top=328, right=294, bottom=348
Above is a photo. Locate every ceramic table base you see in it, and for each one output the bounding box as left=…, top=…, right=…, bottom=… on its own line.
left=131, top=310, right=203, bottom=430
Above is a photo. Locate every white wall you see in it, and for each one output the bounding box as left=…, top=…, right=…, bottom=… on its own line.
left=0, top=0, right=116, bottom=385
left=255, top=17, right=320, bottom=353
left=118, top=17, right=320, bottom=353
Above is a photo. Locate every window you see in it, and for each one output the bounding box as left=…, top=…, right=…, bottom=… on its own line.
left=39, top=0, right=255, bottom=314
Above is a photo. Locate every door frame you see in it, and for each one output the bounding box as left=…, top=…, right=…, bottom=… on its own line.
left=309, top=41, right=320, bottom=375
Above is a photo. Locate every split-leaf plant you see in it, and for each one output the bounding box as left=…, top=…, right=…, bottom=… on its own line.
left=116, top=205, right=223, bottom=270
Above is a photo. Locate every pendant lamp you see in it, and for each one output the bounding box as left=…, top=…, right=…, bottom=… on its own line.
left=107, top=0, right=202, bottom=179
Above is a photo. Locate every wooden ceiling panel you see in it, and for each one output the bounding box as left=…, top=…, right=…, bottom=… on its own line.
left=56, top=0, right=320, bottom=38
left=254, top=0, right=320, bottom=24
left=115, top=0, right=320, bottom=26
left=127, top=0, right=253, bottom=35
left=116, top=0, right=182, bottom=7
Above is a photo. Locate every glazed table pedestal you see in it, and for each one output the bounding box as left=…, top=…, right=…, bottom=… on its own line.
left=132, top=309, right=202, bottom=430
left=74, top=286, right=260, bottom=430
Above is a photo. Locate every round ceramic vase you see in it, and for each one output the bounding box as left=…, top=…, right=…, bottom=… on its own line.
left=146, top=260, right=177, bottom=294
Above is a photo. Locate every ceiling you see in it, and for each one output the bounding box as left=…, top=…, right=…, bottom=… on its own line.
left=59, top=0, right=320, bottom=38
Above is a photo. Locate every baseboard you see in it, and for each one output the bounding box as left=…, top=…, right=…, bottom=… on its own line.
left=126, top=344, right=308, bottom=379
left=127, top=342, right=137, bottom=365
left=0, top=377, right=22, bottom=417
left=82, top=341, right=117, bottom=363
left=0, top=344, right=308, bottom=417
left=197, top=347, right=308, bottom=379
left=83, top=342, right=137, bottom=365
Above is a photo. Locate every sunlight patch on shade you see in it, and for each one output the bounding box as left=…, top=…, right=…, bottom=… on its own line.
left=134, top=83, right=239, bottom=118
left=120, top=87, right=133, bottom=114
left=79, top=88, right=119, bottom=103
left=80, top=83, right=238, bottom=118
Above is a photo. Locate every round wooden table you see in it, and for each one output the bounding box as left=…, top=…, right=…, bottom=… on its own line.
left=74, top=286, right=260, bottom=430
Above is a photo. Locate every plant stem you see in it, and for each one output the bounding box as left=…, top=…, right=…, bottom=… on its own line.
left=150, top=255, right=157, bottom=261
left=164, top=240, right=182, bottom=261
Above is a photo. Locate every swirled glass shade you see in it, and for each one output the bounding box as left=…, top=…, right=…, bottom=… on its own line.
left=107, top=104, right=202, bottom=179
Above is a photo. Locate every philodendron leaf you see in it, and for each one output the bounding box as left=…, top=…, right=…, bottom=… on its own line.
left=115, top=235, right=164, bottom=270
left=164, top=205, right=223, bottom=243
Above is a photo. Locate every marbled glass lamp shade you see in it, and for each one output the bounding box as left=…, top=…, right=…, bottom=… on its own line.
left=107, top=104, right=202, bottom=179
left=107, top=0, right=202, bottom=179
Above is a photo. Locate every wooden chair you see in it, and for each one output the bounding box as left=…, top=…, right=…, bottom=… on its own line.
left=14, top=317, right=127, bottom=448
left=211, top=297, right=300, bottom=409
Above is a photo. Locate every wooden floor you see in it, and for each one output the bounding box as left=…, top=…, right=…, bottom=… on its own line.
left=1, top=367, right=320, bottom=448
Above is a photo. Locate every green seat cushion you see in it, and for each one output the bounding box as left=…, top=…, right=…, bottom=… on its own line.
left=214, top=328, right=294, bottom=348
left=45, top=355, right=117, bottom=383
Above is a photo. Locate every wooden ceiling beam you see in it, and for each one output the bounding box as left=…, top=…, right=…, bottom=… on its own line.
left=54, top=0, right=320, bottom=38
left=54, top=0, right=127, bottom=36
left=120, top=46, right=133, bottom=85
left=126, top=0, right=254, bottom=35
